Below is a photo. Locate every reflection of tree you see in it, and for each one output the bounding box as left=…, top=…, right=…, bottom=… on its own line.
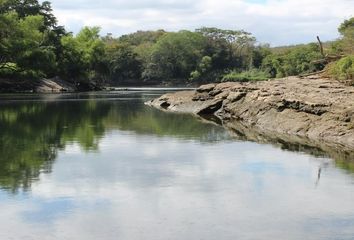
left=0, top=96, right=228, bottom=193
left=2, top=93, right=351, bottom=194
left=335, top=158, right=354, bottom=174
left=0, top=101, right=112, bottom=193
left=104, top=100, right=229, bottom=141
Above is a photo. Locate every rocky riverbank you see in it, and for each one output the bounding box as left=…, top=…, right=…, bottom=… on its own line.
left=0, top=77, right=105, bottom=93
left=146, top=75, right=354, bottom=151
left=0, top=77, right=76, bottom=93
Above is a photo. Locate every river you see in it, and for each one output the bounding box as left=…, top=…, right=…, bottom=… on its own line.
left=0, top=90, right=353, bottom=240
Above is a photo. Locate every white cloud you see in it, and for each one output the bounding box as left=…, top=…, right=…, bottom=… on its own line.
left=47, top=0, right=353, bottom=45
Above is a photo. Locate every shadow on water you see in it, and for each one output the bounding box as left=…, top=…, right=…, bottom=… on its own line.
left=0, top=91, right=353, bottom=193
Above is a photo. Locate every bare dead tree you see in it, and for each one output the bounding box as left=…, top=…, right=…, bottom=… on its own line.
left=317, top=36, right=325, bottom=58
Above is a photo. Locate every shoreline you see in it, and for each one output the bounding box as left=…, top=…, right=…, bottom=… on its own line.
left=146, top=74, right=354, bottom=151
left=0, top=78, right=198, bottom=94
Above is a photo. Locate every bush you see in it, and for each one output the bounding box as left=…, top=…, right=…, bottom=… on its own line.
left=261, top=43, right=324, bottom=78
left=222, top=69, right=270, bottom=82
left=328, top=55, right=354, bottom=84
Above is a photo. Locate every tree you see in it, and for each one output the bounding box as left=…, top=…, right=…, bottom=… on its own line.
left=190, top=56, right=213, bottom=82
left=142, top=31, right=207, bottom=81
left=327, top=18, right=354, bottom=83
left=339, top=17, right=354, bottom=36
left=261, top=44, right=323, bottom=77
left=119, top=30, right=166, bottom=46
left=58, top=35, right=87, bottom=82
left=106, top=43, right=142, bottom=83
left=58, top=27, right=107, bottom=85
left=0, top=12, right=57, bottom=78
left=338, top=17, right=354, bottom=54
left=0, top=0, right=65, bottom=79
left=117, top=30, right=167, bottom=78
left=1, top=0, right=57, bottom=28
left=196, top=27, right=256, bottom=69
left=251, top=44, right=272, bottom=69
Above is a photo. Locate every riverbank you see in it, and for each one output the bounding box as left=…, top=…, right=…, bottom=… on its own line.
left=0, top=77, right=76, bottom=93
left=0, top=77, right=198, bottom=93
left=0, top=77, right=107, bottom=93
left=146, top=74, right=354, bottom=151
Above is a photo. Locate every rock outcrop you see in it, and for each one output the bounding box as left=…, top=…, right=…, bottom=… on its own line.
left=146, top=75, right=354, bottom=151
left=35, top=77, right=76, bottom=93
left=0, top=77, right=76, bottom=93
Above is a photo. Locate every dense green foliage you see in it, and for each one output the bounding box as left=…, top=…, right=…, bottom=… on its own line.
left=328, top=56, right=354, bottom=84
left=0, top=0, right=106, bottom=88
left=143, top=31, right=208, bottom=81
left=0, top=0, right=65, bottom=79
left=59, top=27, right=106, bottom=85
left=0, top=0, right=353, bottom=88
left=327, top=17, right=354, bottom=83
left=261, top=43, right=324, bottom=78
left=337, top=17, right=354, bottom=54
left=222, top=69, right=270, bottom=82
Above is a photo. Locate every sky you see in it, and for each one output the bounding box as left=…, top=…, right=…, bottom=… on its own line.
left=46, top=0, right=354, bottom=46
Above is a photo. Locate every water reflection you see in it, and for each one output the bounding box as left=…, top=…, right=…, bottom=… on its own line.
left=0, top=91, right=354, bottom=240
left=1, top=91, right=354, bottom=194
left=0, top=92, right=229, bottom=193
left=0, top=92, right=353, bottom=194
left=222, top=120, right=354, bottom=174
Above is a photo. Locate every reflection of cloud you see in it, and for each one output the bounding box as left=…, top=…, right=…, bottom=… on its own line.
left=63, top=144, right=82, bottom=154
left=240, top=161, right=285, bottom=175
left=47, top=0, right=354, bottom=45
left=21, top=198, right=76, bottom=224
left=1, top=133, right=354, bottom=239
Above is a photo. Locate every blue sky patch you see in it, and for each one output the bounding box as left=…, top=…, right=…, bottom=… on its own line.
left=244, top=0, right=267, bottom=4
left=21, top=198, right=75, bottom=224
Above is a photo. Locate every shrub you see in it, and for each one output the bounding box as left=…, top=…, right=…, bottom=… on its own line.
left=328, top=55, right=354, bottom=85
left=222, top=69, right=270, bottom=82
left=261, top=43, right=324, bottom=78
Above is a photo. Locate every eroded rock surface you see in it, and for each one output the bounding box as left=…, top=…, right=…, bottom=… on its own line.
left=146, top=75, right=354, bottom=150
left=35, top=78, right=75, bottom=93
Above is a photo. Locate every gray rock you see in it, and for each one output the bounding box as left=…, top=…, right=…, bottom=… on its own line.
left=196, top=83, right=216, bottom=93
left=146, top=75, right=354, bottom=150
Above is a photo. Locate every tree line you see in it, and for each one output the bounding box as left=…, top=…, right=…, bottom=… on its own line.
left=0, top=0, right=353, bottom=89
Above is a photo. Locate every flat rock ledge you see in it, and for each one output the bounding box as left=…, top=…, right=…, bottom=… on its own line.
left=146, top=75, right=354, bottom=151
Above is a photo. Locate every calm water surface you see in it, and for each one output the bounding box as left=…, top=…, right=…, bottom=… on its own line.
left=0, top=91, right=354, bottom=240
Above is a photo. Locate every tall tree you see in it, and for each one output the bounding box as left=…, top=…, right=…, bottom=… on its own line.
left=143, top=31, right=207, bottom=81
left=58, top=27, right=107, bottom=85
left=338, top=17, right=354, bottom=54
left=0, top=0, right=65, bottom=79
left=106, top=43, right=142, bottom=83
left=196, top=27, right=256, bottom=70
left=0, top=12, right=56, bottom=78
